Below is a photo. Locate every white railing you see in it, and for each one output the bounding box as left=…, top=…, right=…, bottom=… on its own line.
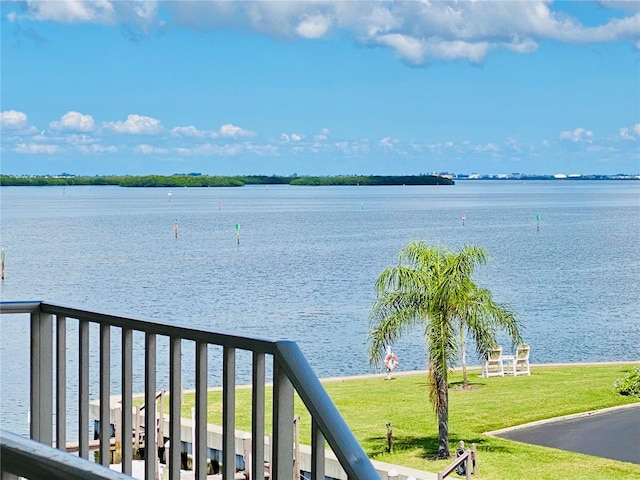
left=0, top=301, right=379, bottom=480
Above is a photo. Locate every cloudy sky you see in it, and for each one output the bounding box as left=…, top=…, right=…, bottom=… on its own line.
left=1, top=1, right=639, bottom=176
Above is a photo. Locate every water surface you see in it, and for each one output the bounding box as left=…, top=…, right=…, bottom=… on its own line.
left=1, top=181, right=639, bottom=432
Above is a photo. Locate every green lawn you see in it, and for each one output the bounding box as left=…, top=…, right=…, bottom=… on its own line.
left=173, top=363, right=639, bottom=479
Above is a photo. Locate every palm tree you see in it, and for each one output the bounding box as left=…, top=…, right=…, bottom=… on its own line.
left=368, top=241, right=522, bottom=459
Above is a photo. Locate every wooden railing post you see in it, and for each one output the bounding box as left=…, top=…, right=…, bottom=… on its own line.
left=472, top=443, right=478, bottom=474
left=437, top=441, right=478, bottom=480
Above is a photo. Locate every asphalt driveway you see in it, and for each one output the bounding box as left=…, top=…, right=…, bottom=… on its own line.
left=494, top=404, right=640, bottom=465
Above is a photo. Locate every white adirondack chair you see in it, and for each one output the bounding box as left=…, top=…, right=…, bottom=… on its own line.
left=482, top=347, right=504, bottom=377
left=506, top=344, right=531, bottom=376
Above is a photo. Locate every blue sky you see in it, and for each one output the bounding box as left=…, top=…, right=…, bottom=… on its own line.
left=1, top=1, right=639, bottom=176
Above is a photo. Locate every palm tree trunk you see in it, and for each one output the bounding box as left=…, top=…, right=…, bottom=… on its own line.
left=435, top=371, right=450, bottom=459
left=460, top=324, right=468, bottom=389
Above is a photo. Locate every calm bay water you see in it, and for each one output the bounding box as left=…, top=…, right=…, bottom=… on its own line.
left=1, top=181, right=639, bottom=432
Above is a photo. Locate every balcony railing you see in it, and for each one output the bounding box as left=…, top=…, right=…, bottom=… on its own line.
left=0, top=301, right=380, bottom=480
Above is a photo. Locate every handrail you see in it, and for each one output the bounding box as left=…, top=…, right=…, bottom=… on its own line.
left=275, top=341, right=376, bottom=479
left=0, top=300, right=381, bottom=480
left=437, top=442, right=477, bottom=480
left=0, top=430, right=131, bottom=480
left=39, top=301, right=277, bottom=354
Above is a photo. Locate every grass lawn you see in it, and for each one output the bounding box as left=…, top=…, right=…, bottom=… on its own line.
left=172, top=363, right=639, bottom=479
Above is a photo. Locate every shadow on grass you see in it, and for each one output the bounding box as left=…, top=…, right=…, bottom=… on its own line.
left=412, top=380, right=490, bottom=389
left=363, top=434, right=439, bottom=458
left=365, top=433, right=515, bottom=460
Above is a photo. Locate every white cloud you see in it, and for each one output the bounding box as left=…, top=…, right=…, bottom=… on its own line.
left=376, top=34, right=427, bottom=65
left=506, top=137, right=523, bottom=152
left=14, top=142, right=61, bottom=154
left=245, top=143, right=279, bottom=156
left=104, top=114, right=162, bottom=134
left=475, top=143, right=501, bottom=152
left=76, top=144, right=118, bottom=154
left=135, top=144, right=168, bottom=155
left=333, top=139, right=371, bottom=155
left=170, top=125, right=207, bottom=138
left=427, top=39, right=490, bottom=63
left=9, top=2, right=639, bottom=65
left=314, top=128, right=330, bottom=141
left=585, top=145, right=602, bottom=152
left=131, top=1, right=158, bottom=24
left=296, top=14, right=332, bottom=39
left=559, top=128, right=594, bottom=142
left=172, top=147, right=194, bottom=156
left=49, top=111, right=95, bottom=132
left=281, top=132, right=303, bottom=143
left=219, top=123, right=254, bottom=138
left=1, top=110, right=29, bottom=130
left=503, top=37, right=539, bottom=54
left=600, top=1, right=640, bottom=13
left=21, top=0, right=117, bottom=24
left=354, top=4, right=403, bottom=38
left=335, top=141, right=349, bottom=151
left=619, top=127, right=635, bottom=141
left=173, top=143, right=246, bottom=156
left=178, top=2, right=636, bottom=64
left=63, top=133, right=94, bottom=145
left=379, top=136, right=397, bottom=149
left=11, top=0, right=157, bottom=34
left=619, top=123, right=640, bottom=141
left=6, top=107, right=638, bottom=172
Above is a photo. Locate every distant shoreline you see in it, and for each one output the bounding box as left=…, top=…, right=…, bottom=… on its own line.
left=1, top=173, right=639, bottom=188
left=0, top=174, right=454, bottom=187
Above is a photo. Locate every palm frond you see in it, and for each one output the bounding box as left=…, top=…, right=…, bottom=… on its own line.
left=368, top=240, right=524, bottom=453
left=368, top=295, right=425, bottom=366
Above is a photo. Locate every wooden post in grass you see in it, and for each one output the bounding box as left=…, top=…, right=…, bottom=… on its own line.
left=134, top=406, right=141, bottom=452
left=471, top=443, right=477, bottom=474
left=386, top=422, right=393, bottom=453
left=158, top=391, right=164, bottom=446
left=293, top=416, right=300, bottom=480
left=114, top=405, right=122, bottom=464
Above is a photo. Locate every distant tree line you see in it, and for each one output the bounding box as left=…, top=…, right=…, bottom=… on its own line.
left=290, top=175, right=454, bottom=186
left=0, top=174, right=454, bottom=187
left=0, top=175, right=120, bottom=186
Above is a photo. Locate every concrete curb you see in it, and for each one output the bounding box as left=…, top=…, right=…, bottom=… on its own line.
left=484, top=402, right=640, bottom=437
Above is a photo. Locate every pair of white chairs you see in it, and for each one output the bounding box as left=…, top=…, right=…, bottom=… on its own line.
left=481, top=344, right=530, bottom=377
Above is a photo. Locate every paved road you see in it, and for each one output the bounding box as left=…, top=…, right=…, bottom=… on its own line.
left=495, top=404, right=640, bottom=465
